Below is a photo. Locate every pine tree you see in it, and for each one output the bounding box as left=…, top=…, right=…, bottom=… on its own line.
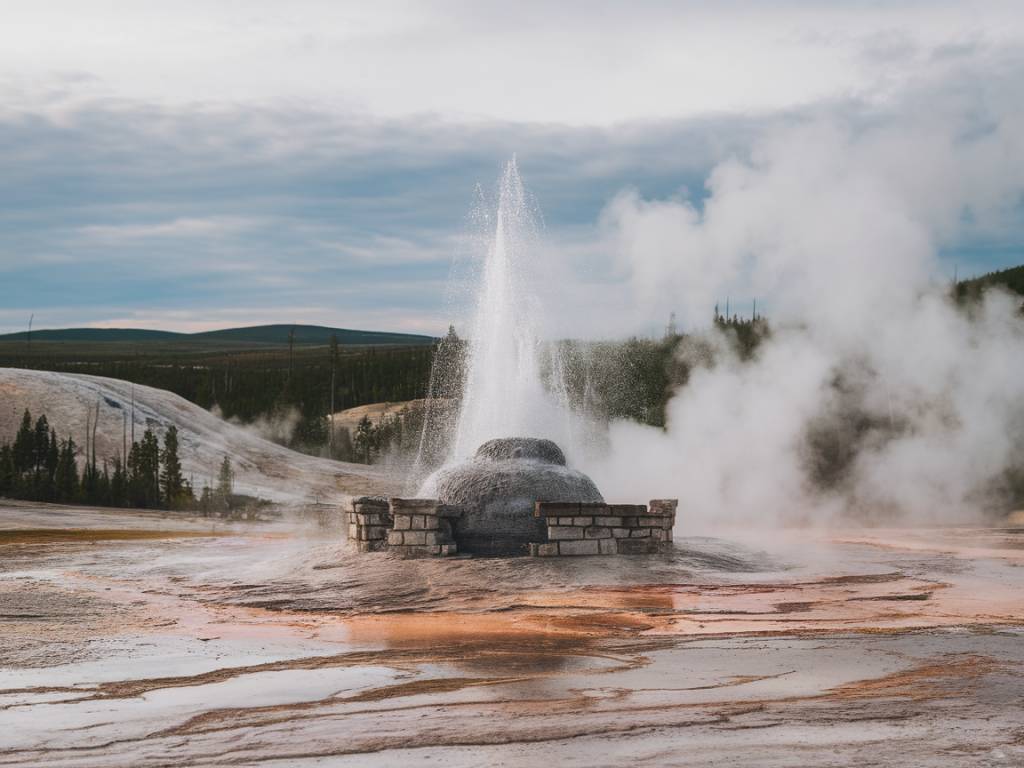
left=216, top=456, right=234, bottom=512
left=12, top=409, right=33, bottom=475
left=55, top=437, right=79, bottom=502
left=160, top=426, right=185, bottom=508
left=0, top=445, right=14, bottom=495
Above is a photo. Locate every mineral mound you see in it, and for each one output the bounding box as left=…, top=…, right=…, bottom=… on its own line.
left=427, top=437, right=603, bottom=556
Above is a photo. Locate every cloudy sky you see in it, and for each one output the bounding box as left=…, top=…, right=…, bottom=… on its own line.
left=2, top=0, right=1022, bottom=336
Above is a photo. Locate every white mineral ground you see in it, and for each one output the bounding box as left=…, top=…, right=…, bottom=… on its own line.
left=0, top=496, right=1022, bottom=767
left=0, top=368, right=396, bottom=504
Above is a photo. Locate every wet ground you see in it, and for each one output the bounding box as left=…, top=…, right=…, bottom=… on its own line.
left=1, top=500, right=1022, bottom=766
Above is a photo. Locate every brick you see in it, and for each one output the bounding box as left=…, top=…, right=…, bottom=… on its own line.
left=390, top=497, right=440, bottom=511
left=558, top=539, right=600, bottom=556
left=387, top=531, right=404, bottom=546
left=649, top=499, right=678, bottom=515
left=609, top=504, right=647, bottom=516
left=440, top=543, right=458, bottom=556
left=630, top=528, right=651, bottom=538
left=584, top=526, right=611, bottom=539
left=393, top=515, right=411, bottom=531
left=557, top=516, right=576, bottom=525
left=404, top=530, right=427, bottom=545
left=599, top=539, right=617, bottom=555
left=621, top=517, right=639, bottom=528
left=617, top=538, right=659, bottom=555
left=594, top=516, right=623, bottom=527
left=534, top=501, right=579, bottom=517
left=611, top=528, right=631, bottom=538
left=529, top=542, right=559, bottom=557
left=547, top=525, right=584, bottom=540
left=347, top=524, right=359, bottom=540
left=639, top=517, right=666, bottom=527
left=409, top=515, right=426, bottom=530
left=572, top=516, right=594, bottom=526
left=354, top=497, right=389, bottom=512
left=357, top=512, right=386, bottom=526
left=422, top=531, right=441, bottom=545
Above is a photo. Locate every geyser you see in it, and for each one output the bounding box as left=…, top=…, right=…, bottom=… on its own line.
left=349, top=160, right=676, bottom=559
left=430, top=437, right=604, bottom=555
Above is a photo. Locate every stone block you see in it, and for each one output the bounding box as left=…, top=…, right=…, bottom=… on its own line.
left=599, top=539, right=617, bottom=555
left=594, top=516, right=623, bottom=527
left=621, top=517, right=639, bottom=528
left=347, top=524, right=359, bottom=540
left=609, top=504, right=647, bottom=516
left=354, top=496, right=389, bottom=509
left=617, top=538, right=659, bottom=555
left=409, top=515, right=426, bottom=530
left=630, top=528, right=651, bottom=538
left=404, top=530, right=427, bottom=546
left=584, top=526, right=611, bottom=539
left=548, top=525, right=584, bottom=540
left=529, top=542, right=559, bottom=557
left=579, top=502, right=610, bottom=513
left=440, top=543, right=458, bottom=556
left=611, top=528, right=631, bottom=538
left=648, top=499, right=678, bottom=516
left=572, top=516, right=594, bottom=526
left=357, top=512, right=385, bottom=526
left=558, top=539, right=600, bottom=556
left=393, top=515, right=411, bottom=531
left=387, top=531, right=404, bottom=546
left=422, top=531, right=442, bottom=545
left=390, top=497, right=440, bottom=511
left=534, top=501, right=580, bottom=518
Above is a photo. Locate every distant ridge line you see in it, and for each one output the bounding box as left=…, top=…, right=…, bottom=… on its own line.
left=0, top=323, right=436, bottom=345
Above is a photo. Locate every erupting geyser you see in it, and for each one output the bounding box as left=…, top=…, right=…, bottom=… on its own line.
left=350, top=159, right=676, bottom=558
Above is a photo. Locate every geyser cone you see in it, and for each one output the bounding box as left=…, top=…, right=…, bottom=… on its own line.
left=428, top=437, right=604, bottom=556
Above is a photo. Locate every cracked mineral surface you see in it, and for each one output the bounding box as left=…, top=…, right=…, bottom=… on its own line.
left=1, top=499, right=1022, bottom=767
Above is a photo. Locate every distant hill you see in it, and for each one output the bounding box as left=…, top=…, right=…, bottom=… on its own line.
left=190, top=324, right=434, bottom=346
left=1, top=328, right=183, bottom=343
left=0, top=323, right=435, bottom=346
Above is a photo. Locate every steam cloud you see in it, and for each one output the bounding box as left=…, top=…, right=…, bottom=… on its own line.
left=582, top=71, right=1024, bottom=526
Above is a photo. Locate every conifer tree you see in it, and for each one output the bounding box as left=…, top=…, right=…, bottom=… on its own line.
left=160, top=426, right=185, bottom=508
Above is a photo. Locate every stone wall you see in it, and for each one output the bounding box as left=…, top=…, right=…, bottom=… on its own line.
left=384, top=498, right=460, bottom=558
left=347, top=496, right=392, bottom=553
left=530, top=499, right=677, bottom=556
left=345, top=496, right=677, bottom=558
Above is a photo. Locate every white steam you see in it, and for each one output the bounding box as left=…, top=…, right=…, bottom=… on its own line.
left=583, top=79, right=1024, bottom=526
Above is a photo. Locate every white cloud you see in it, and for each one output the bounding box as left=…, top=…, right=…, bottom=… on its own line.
left=3, top=2, right=1023, bottom=125
left=78, top=216, right=256, bottom=242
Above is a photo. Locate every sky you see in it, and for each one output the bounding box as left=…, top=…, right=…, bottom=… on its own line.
left=2, top=0, right=1023, bottom=337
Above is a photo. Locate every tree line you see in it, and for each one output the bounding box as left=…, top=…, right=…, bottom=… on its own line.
left=0, top=409, right=236, bottom=515
left=2, top=342, right=435, bottom=458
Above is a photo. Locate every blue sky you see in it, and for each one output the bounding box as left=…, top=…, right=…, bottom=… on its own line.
left=1, top=1, right=1022, bottom=337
